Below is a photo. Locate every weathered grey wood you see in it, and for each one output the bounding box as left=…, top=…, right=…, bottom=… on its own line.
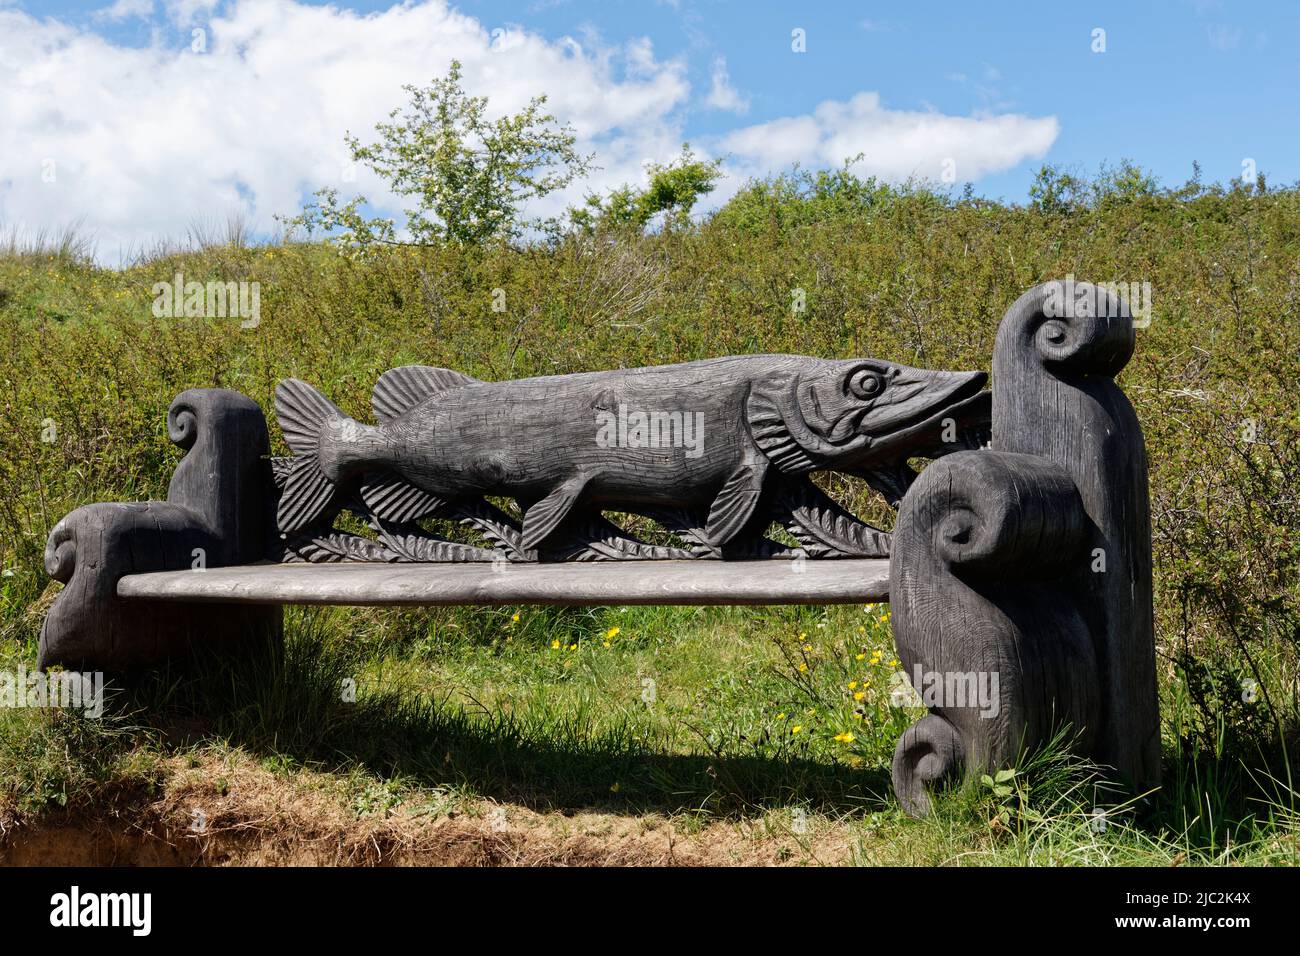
left=36, top=282, right=1159, bottom=821
left=889, top=451, right=1099, bottom=816
left=40, top=390, right=282, bottom=671
left=271, top=355, right=990, bottom=562
left=887, top=279, right=1160, bottom=816
left=117, top=558, right=891, bottom=606
left=993, top=281, right=1159, bottom=794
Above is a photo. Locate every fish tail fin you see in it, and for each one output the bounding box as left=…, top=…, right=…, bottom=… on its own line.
left=274, top=379, right=348, bottom=531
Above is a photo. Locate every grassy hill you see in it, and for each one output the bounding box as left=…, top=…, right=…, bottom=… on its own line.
left=1, top=171, right=1296, bottom=864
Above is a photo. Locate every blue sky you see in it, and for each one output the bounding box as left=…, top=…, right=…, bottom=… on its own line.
left=3, top=1, right=1296, bottom=257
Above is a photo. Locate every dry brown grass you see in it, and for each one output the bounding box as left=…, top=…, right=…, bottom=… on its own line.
left=0, top=750, right=862, bottom=866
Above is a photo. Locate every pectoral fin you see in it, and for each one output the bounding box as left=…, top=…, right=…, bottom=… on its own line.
left=705, top=457, right=770, bottom=547
left=521, top=476, right=588, bottom=552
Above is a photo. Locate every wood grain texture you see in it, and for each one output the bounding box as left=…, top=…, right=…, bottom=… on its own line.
left=889, top=450, right=1099, bottom=817
left=39, top=389, right=282, bottom=671
left=992, top=281, right=1159, bottom=793
left=269, top=355, right=992, bottom=561
left=117, top=558, right=891, bottom=606
left=887, top=279, right=1160, bottom=815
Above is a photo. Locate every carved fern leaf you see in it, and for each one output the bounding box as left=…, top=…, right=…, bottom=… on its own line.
left=375, top=519, right=499, bottom=563
left=282, top=531, right=398, bottom=564
left=776, top=481, right=891, bottom=558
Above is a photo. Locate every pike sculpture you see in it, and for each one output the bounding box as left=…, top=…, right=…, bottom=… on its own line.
left=272, top=355, right=991, bottom=562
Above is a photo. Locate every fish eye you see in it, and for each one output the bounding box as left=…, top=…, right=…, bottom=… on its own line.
left=848, top=368, right=886, bottom=399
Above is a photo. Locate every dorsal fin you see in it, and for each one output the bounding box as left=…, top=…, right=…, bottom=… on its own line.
left=371, top=366, right=479, bottom=422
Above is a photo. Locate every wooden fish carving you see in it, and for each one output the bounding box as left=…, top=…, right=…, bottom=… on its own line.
left=274, top=355, right=990, bottom=557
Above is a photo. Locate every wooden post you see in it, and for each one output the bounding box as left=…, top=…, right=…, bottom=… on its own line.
left=889, top=280, right=1160, bottom=815
left=993, top=281, right=1160, bottom=795
left=40, top=389, right=282, bottom=671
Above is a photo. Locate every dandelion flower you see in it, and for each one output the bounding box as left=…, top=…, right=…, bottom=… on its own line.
left=550, top=639, right=560, bottom=650
left=797, top=662, right=808, bottom=673
left=605, top=626, right=620, bottom=639
left=833, top=732, right=855, bottom=744
left=848, top=681, right=858, bottom=690
left=792, top=725, right=803, bottom=735
left=854, top=691, right=865, bottom=701
left=510, top=612, right=520, bottom=624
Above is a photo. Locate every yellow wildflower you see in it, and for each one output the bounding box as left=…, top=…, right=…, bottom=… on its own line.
left=550, top=639, right=560, bottom=649
left=792, top=725, right=803, bottom=735
left=854, top=691, right=865, bottom=701
left=797, top=662, right=808, bottom=673
left=833, top=732, right=855, bottom=744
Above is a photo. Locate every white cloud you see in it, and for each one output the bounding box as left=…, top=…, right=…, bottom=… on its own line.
left=704, top=56, right=748, bottom=114
left=96, top=0, right=155, bottom=21
left=0, top=1, right=1059, bottom=259
left=717, top=91, right=1058, bottom=186
left=0, top=0, right=689, bottom=261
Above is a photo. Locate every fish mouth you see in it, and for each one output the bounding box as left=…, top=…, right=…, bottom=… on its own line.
left=837, top=370, right=990, bottom=482
left=874, top=376, right=989, bottom=446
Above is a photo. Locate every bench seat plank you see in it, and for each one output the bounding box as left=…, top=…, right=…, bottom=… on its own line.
left=116, top=559, right=891, bottom=607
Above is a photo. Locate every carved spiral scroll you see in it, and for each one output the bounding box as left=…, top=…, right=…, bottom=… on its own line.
left=43, top=519, right=77, bottom=583
left=997, top=280, right=1135, bottom=378
left=166, top=401, right=200, bottom=450
left=888, top=449, right=1098, bottom=816
left=892, top=714, right=965, bottom=818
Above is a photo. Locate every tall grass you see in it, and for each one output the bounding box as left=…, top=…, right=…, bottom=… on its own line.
left=0, top=168, right=1296, bottom=861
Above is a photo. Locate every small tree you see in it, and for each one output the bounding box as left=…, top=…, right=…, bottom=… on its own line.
left=1028, top=164, right=1088, bottom=216
left=569, top=145, right=723, bottom=234
left=284, top=60, right=591, bottom=250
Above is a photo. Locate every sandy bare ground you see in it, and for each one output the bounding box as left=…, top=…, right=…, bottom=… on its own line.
left=0, top=752, right=864, bottom=866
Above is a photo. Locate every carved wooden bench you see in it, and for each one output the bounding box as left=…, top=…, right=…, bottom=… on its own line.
left=39, top=281, right=1160, bottom=816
